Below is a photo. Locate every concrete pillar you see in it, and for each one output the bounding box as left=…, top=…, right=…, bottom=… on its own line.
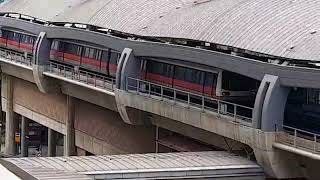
left=21, top=116, right=29, bottom=157
left=4, top=75, right=18, bottom=156
left=48, top=128, right=56, bottom=157
left=64, top=95, right=76, bottom=156
left=253, top=74, right=290, bottom=131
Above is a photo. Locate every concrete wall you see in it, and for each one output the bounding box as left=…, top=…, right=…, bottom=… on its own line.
left=12, top=77, right=67, bottom=124
left=74, top=99, right=155, bottom=154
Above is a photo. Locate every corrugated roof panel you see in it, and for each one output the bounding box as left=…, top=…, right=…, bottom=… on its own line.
left=0, top=0, right=319, bottom=61
left=2, top=151, right=264, bottom=180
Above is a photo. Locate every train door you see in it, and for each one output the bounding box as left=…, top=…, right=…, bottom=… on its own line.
left=101, top=50, right=109, bottom=75
left=109, top=50, right=120, bottom=77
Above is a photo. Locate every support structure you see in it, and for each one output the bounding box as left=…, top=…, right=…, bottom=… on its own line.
left=48, top=128, right=56, bottom=157
left=21, top=116, right=29, bottom=157
left=64, top=95, right=76, bottom=156
left=4, top=75, right=18, bottom=156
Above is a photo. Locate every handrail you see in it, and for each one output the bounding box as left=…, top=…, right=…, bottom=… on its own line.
left=126, top=76, right=253, bottom=126
left=278, top=125, right=320, bottom=153
left=48, top=62, right=116, bottom=91
left=0, top=48, right=32, bottom=66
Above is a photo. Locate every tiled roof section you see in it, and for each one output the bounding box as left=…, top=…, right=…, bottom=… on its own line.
left=3, top=151, right=264, bottom=179
left=1, top=0, right=319, bottom=61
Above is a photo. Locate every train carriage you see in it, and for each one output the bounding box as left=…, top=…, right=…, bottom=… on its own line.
left=140, top=58, right=259, bottom=105
left=50, top=40, right=120, bottom=77
left=0, top=29, right=36, bottom=54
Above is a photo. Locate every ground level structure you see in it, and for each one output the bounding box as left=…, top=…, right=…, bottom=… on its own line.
left=0, top=151, right=264, bottom=180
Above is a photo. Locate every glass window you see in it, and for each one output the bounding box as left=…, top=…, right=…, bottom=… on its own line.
left=101, top=50, right=109, bottom=62
left=204, top=72, right=217, bottom=86
left=222, top=71, right=257, bottom=91
left=174, top=66, right=185, bottom=80
left=95, top=50, right=102, bottom=60
left=110, top=51, right=120, bottom=64
left=64, top=43, right=79, bottom=55
left=89, top=48, right=95, bottom=59
left=7, top=31, right=20, bottom=41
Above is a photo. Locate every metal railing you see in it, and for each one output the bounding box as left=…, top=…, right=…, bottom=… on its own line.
left=277, top=125, right=320, bottom=154
left=48, top=62, right=116, bottom=91
left=0, top=48, right=32, bottom=66
left=126, top=77, right=253, bottom=126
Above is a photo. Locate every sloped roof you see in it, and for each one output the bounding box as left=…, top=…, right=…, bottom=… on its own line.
left=1, top=0, right=320, bottom=61
left=2, top=151, right=264, bottom=179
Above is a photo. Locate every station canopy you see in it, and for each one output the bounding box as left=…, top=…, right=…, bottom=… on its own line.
left=0, top=151, right=264, bottom=179
left=1, top=0, right=320, bottom=61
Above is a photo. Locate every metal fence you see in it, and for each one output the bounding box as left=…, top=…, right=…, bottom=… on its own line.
left=49, top=62, right=116, bottom=91
left=0, top=48, right=32, bottom=66
left=277, top=125, right=320, bottom=154
left=126, top=77, right=253, bottom=126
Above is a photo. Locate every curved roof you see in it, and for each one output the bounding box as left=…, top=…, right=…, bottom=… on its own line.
left=1, top=0, right=320, bottom=61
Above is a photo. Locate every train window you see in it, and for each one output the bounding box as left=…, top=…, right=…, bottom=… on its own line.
left=110, top=51, right=119, bottom=64
left=101, top=50, right=109, bottom=61
left=20, top=34, right=35, bottom=44
left=147, top=61, right=173, bottom=77
left=7, top=31, right=20, bottom=41
left=64, top=43, right=79, bottom=55
left=204, top=72, right=217, bottom=86
left=1, top=30, right=8, bottom=38
left=51, top=40, right=58, bottom=50
left=174, top=66, right=185, bottom=80
left=95, top=50, right=102, bottom=60
left=222, top=71, right=257, bottom=91
left=175, top=66, right=204, bottom=84
left=88, top=48, right=95, bottom=59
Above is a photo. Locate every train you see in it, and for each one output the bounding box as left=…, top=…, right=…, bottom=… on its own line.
left=0, top=29, right=258, bottom=105
left=0, top=28, right=37, bottom=54
left=139, top=58, right=259, bottom=104
left=49, top=40, right=120, bottom=77
left=0, top=28, right=121, bottom=78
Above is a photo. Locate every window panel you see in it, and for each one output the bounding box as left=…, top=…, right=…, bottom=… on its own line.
left=110, top=51, right=119, bottom=64
left=101, top=50, right=109, bottom=62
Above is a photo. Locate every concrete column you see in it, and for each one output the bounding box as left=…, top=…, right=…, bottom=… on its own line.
left=21, top=116, right=29, bottom=157
left=4, top=75, right=18, bottom=156
left=48, top=128, right=56, bottom=157
left=64, top=95, right=76, bottom=156
left=253, top=74, right=290, bottom=131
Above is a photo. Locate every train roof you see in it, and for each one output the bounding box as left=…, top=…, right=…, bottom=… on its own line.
left=1, top=0, right=320, bottom=61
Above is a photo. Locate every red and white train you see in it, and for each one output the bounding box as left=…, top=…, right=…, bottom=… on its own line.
left=49, top=40, right=120, bottom=77
left=0, top=29, right=37, bottom=54
left=0, top=29, right=258, bottom=105
left=140, top=58, right=258, bottom=104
